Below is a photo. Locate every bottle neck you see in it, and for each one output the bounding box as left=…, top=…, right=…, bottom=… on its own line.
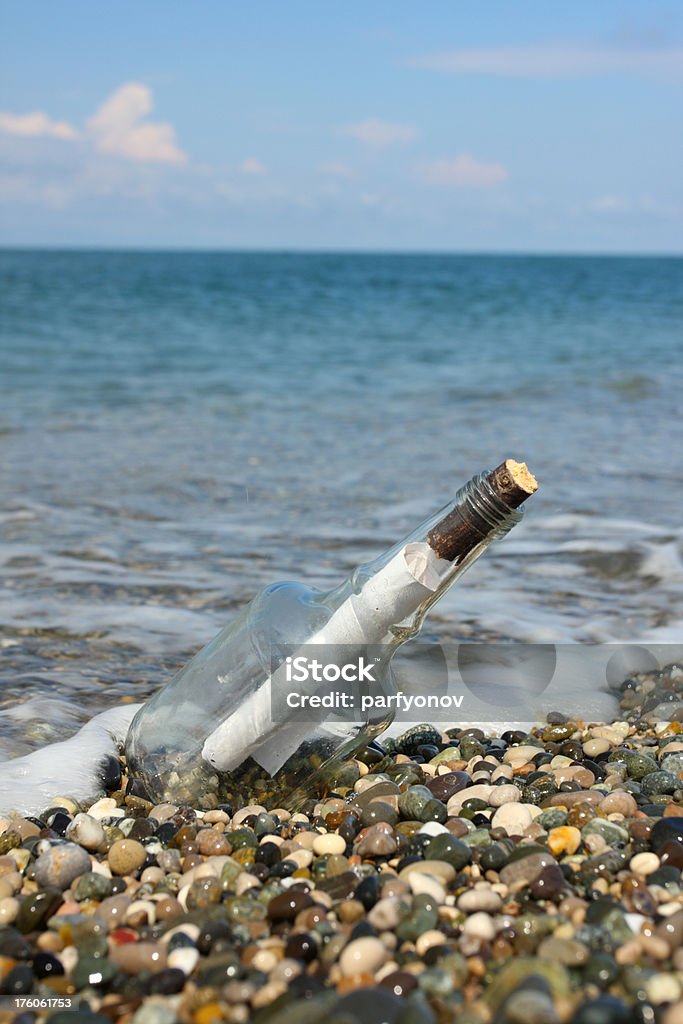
left=324, top=470, right=525, bottom=651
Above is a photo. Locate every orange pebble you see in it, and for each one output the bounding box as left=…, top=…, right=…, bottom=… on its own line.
left=547, top=825, right=582, bottom=856
left=194, top=1002, right=225, bottom=1024
left=336, top=972, right=377, bottom=993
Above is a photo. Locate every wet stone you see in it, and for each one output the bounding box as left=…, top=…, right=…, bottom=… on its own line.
left=356, top=828, right=397, bottom=857
left=624, top=753, right=659, bottom=779
left=107, top=839, right=146, bottom=876
left=572, top=995, right=633, bottom=1024
left=398, top=786, right=437, bottom=821
left=16, top=889, right=63, bottom=933
left=641, top=770, right=678, bottom=795
left=267, top=890, right=313, bottom=922
left=426, top=771, right=470, bottom=802
left=424, top=833, right=471, bottom=870
left=528, top=864, right=567, bottom=901
left=34, top=843, right=90, bottom=889
left=395, top=725, right=443, bottom=754
left=500, top=851, right=557, bottom=887
left=74, top=872, right=114, bottom=902
left=360, top=801, right=398, bottom=827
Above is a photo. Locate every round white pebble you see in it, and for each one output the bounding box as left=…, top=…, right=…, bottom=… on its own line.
left=488, top=785, right=521, bottom=808
left=417, top=821, right=450, bottom=837
left=463, top=911, right=496, bottom=940
left=457, top=888, right=503, bottom=914
left=490, top=803, right=533, bottom=833
left=312, top=833, right=346, bottom=856
left=339, top=936, right=388, bottom=977
left=406, top=872, right=446, bottom=903
left=630, top=852, right=660, bottom=876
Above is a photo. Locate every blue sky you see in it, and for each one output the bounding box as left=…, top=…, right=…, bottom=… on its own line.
left=1, top=1, right=682, bottom=250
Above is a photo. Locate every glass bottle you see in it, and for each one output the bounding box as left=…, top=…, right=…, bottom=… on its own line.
left=125, top=459, right=537, bottom=810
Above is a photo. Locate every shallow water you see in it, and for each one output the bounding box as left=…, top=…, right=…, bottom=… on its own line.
left=1, top=251, right=682, bottom=757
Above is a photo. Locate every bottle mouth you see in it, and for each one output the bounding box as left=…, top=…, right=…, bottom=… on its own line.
left=426, top=468, right=526, bottom=563
left=460, top=471, right=525, bottom=540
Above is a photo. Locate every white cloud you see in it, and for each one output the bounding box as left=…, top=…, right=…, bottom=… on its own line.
left=340, top=118, right=417, bottom=148
left=408, top=44, right=683, bottom=79
left=87, top=83, right=186, bottom=164
left=317, top=161, right=354, bottom=178
left=239, top=157, right=266, bottom=176
left=591, top=195, right=632, bottom=213
left=419, top=154, right=508, bottom=188
left=0, top=111, right=79, bottom=140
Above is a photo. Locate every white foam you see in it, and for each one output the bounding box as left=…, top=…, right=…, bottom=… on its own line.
left=0, top=704, right=141, bottom=817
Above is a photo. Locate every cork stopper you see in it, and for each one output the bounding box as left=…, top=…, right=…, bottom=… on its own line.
left=427, top=458, right=538, bottom=562
left=487, top=459, right=538, bottom=509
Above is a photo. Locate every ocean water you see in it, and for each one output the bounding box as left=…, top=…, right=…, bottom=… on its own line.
left=1, top=250, right=682, bottom=758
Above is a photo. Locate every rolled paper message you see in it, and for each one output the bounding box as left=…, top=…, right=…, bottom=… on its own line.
left=202, top=541, right=452, bottom=773
left=201, top=459, right=538, bottom=775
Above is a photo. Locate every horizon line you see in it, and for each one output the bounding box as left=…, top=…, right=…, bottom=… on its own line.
left=0, top=244, right=682, bottom=258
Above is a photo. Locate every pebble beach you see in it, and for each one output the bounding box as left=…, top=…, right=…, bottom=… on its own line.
left=2, top=664, right=683, bottom=1024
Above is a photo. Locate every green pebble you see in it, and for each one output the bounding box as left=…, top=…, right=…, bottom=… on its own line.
left=253, top=813, right=277, bottom=836
left=582, top=819, right=629, bottom=845
left=429, top=747, right=460, bottom=765
left=439, top=951, right=469, bottom=986
left=16, top=890, right=63, bottom=934
left=417, top=966, right=454, bottom=997
left=487, top=957, right=570, bottom=1010
left=542, top=723, right=577, bottom=742
left=396, top=907, right=439, bottom=942
left=582, top=952, right=619, bottom=989
left=74, top=873, right=114, bottom=902
left=585, top=900, right=633, bottom=945
left=398, top=785, right=434, bottom=820
left=459, top=736, right=485, bottom=759
left=460, top=828, right=492, bottom=849
left=460, top=797, right=489, bottom=812
left=0, top=831, right=21, bottom=854
left=661, top=751, right=683, bottom=773
left=425, top=834, right=471, bottom=869
left=418, top=799, right=448, bottom=824
left=395, top=725, right=442, bottom=754
left=536, top=809, right=568, bottom=830
left=220, top=857, right=243, bottom=889
left=223, top=895, right=266, bottom=922
left=72, top=954, right=118, bottom=990
left=624, top=752, right=659, bottom=779
left=641, top=770, right=678, bottom=795
left=228, top=827, right=257, bottom=849
left=523, top=777, right=556, bottom=803
left=360, top=801, right=399, bottom=827
left=75, top=937, right=109, bottom=964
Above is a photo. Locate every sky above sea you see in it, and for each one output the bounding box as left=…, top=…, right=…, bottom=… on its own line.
left=1, top=1, right=682, bottom=250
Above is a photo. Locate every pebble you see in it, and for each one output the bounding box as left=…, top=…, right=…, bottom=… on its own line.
left=547, top=825, right=582, bottom=856
left=457, top=888, right=503, bottom=913
left=490, top=803, right=533, bottom=834
left=0, top=895, right=19, bottom=925
left=630, top=852, right=660, bottom=875
left=488, top=784, right=522, bottom=807
left=110, top=941, right=167, bottom=973
left=5, top=672, right=683, bottom=1023
left=406, top=872, right=446, bottom=903
left=583, top=737, right=611, bottom=756
left=312, top=833, right=346, bottom=856
left=34, top=843, right=91, bottom=889
left=108, top=838, right=147, bottom=875
left=500, top=850, right=557, bottom=887
left=65, top=813, right=106, bottom=851
left=338, top=936, right=388, bottom=976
